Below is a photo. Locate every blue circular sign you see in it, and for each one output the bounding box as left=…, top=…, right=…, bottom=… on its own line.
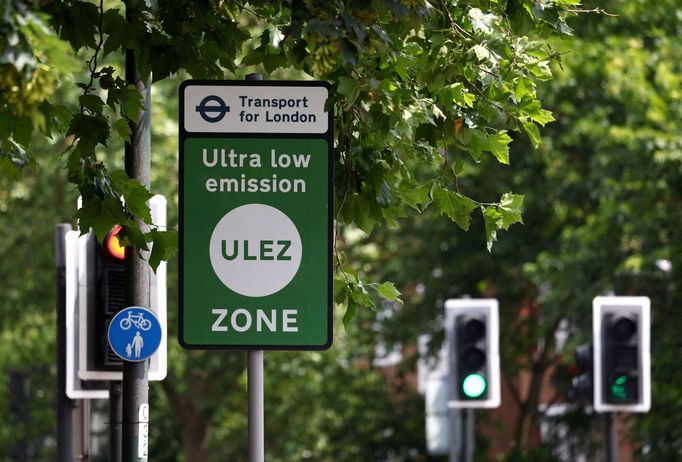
left=108, top=307, right=162, bottom=362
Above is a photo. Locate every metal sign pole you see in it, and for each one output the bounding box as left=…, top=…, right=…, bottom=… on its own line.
left=245, top=72, right=266, bottom=462
left=248, top=351, right=265, bottom=462
left=122, top=8, right=152, bottom=459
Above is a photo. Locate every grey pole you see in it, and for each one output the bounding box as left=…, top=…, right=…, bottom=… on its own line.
left=56, top=224, right=74, bottom=462
left=248, top=350, right=265, bottom=462
left=461, top=408, right=474, bottom=462
left=604, top=412, right=616, bottom=462
left=245, top=71, right=266, bottom=462
left=449, top=408, right=461, bottom=462
left=122, top=3, right=152, bottom=459
left=110, top=382, right=123, bottom=462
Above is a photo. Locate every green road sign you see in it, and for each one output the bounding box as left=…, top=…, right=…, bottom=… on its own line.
left=179, top=81, right=332, bottom=350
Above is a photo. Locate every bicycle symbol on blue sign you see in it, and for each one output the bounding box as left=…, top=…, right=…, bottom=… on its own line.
left=108, top=307, right=162, bottom=362
left=119, top=311, right=152, bottom=331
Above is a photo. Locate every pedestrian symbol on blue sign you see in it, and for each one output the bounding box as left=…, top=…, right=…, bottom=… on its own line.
left=108, top=307, right=162, bottom=362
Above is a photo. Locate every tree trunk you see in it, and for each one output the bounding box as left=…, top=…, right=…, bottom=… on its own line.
left=160, top=377, right=211, bottom=462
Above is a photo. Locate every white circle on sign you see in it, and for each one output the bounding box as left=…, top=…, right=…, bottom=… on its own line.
left=209, top=203, right=302, bottom=297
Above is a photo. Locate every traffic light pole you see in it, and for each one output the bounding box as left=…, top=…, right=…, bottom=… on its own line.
left=461, top=408, right=474, bottom=462
left=121, top=8, right=152, bottom=460
left=604, top=412, right=616, bottom=462
left=56, top=224, right=74, bottom=462
left=448, top=408, right=460, bottom=462
left=110, top=382, right=122, bottom=462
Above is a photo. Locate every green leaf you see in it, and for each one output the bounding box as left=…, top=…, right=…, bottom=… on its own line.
left=67, top=114, right=109, bottom=151
left=76, top=195, right=127, bottom=242
left=47, top=1, right=99, bottom=51
left=109, top=170, right=153, bottom=223
left=343, top=297, right=357, bottom=330
left=147, top=229, right=178, bottom=272
left=459, top=127, right=487, bottom=161
left=120, top=86, right=144, bottom=123
left=13, top=117, right=32, bottom=147
left=520, top=99, right=555, bottom=126
left=0, top=140, right=34, bottom=180
left=52, top=105, right=73, bottom=131
left=522, top=121, right=541, bottom=148
left=337, top=77, right=361, bottom=106
left=469, top=8, right=497, bottom=34
left=515, top=77, right=536, bottom=101
left=0, top=107, right=11, bottom=139
left=481, top=193, right=524, bottom=251
left=432, top=188, right=478, bottom=230
left=400, top=182, right=433, bottom=211
left=488, top=131, right=512, bottom=164
left=79, top=94, right=104, bottom=115
left=482, top=206, right=501, bottom=251
left=342, top=194, right=376, bottom=235
left=498, top=192, right=524, bottom=228
left=102, top=9, right=128, bottom=57
left=118, top=221, right=148, bottom=252
left=113, top=118, right=132, bottom=143
left=377, top=281, right=402, bottom=303
left=346, top=279, right=375, bottom=311
left=528, top=60, right=553, bottom=80
left=0, top=155, right=23, bottom=181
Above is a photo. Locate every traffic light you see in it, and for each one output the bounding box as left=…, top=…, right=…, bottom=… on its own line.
left=568, top=343, right=593, bottom=402
left=593, top=296, right=650, bottom=413
left=74, top=195, right=168, bottom=384
left=93, top=225, right=126, bottom=370
left=445, top=299, right=500, bottom=408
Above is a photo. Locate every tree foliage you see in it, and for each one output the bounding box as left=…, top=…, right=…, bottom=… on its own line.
left=356, top=0, right=682, bottom=459
left=0, top=0, right=592, bottom=460
left=0, top=0, right=579, bottom=321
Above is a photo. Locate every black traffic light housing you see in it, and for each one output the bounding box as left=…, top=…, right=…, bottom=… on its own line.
left=456, top=315, right=488, bottom=400
left=593, top=296, right=650, bottom=413
left=568, top=343, right=593, bottom=402
left=93, top=226, right=126, bottom=370
left=602, top=313, right=639, bottom=404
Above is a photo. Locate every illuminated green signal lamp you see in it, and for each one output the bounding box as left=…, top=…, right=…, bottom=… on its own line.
left=610, top=374, right=636, bottom=401
left=462, top=373, right=487, bottom=399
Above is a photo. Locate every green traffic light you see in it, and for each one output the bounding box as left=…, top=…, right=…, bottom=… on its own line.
left=462, top=373, right=487, bottom=398
left=611, top=375, right=629, bottom=400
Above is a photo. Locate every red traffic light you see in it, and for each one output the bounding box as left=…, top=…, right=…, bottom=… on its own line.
left=105, top=225, right=126, bottom=260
